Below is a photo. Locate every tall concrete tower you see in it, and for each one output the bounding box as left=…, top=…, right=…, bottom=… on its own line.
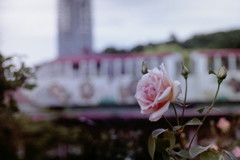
left=58, top=0, right=92, bottom=57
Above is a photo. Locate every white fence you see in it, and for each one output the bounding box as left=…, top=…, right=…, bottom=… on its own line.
left=188, top=50, right=240, bottom=102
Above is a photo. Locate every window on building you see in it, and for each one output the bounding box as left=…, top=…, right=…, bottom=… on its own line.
left=208, top=57, right=214, bottom=70
left=236, top=57, right=240, bottom=69
left=221, top=57, right=229, bottom=69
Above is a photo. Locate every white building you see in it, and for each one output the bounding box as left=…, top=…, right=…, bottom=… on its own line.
left=58, top=0, right=92, bottom=56
left=20, top=53, right=182, bottom=108
left=15, top=49, right=240, bottom=118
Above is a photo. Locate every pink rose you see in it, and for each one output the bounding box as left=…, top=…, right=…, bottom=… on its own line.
left=135, top=63, right=182, bottom=122
left=232, top=146, right=240, bottom=158
left=216, top=117, right=231, bottom=133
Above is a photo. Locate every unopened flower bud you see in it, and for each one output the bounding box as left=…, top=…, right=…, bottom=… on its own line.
left=141, top=61, right=148, bottom=75
left=217, top=66, right=227, bottom=80
left=181, top=63, right=189, bottom=79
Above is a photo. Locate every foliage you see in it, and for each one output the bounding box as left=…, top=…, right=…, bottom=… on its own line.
left=101, top=29, right=240, bottom=62
left=101, top=47, right=128, bottom=54
left=181, top=29, right=240, bottom=49
left=0, top=53, right=35, bottom=159
left=0, top=115, right=149, bottom=160
left=1, top=113, right=239, bottom=160
left=0, top=53, right=35, bottom=112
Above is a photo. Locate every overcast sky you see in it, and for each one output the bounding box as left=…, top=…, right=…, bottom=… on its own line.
left=0, top=0, right=240, bottom=66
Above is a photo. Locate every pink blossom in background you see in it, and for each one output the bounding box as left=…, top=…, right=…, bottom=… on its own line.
left=216, top=117, right=231, bottom=133
left=232, top=146, right=240, bottom=158
left=135, top=63, right=181, bottom=122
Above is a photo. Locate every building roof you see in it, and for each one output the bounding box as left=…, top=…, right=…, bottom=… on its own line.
left=37, top=52, right=176, bottom=67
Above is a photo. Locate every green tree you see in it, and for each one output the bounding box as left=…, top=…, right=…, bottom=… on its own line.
left=0, top=53, right=35, bottom=112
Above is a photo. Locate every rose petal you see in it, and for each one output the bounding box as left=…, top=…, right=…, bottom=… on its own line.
left=138, top=87, right=171, bottom=111
left=141, top=107, right=155, bottom=114
left=149, top=67, right=161, bottom=75
left=172, top=81, right=182, bottom=101
left=156, top=87, right=171, bottom=103
left=149, top=101, right=170, bottom=122
left=134, top=76, right=149, bottom=99
left=160, top=63, right=171, bottom=85
left=136, top=98, right=152, bottom=109
left=141, top=100, right=167, bottom=115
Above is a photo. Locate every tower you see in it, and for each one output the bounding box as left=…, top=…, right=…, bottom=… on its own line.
left=58, top=0, right=92, bottom=57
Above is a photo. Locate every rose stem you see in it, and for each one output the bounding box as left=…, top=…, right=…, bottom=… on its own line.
left=163, top=115, right=173, bottom=128
left=172, top=103, right=179, bottom=126
left=181, top=78, right=188, bottom=125
left=188, top=82, right=221, bottom=149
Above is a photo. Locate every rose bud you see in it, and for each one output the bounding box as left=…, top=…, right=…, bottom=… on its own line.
left=141, top=61, right=148, bottom=75
left=181, top=63, right=189, bottom=79
left=217, top=66, right=227, bottom=80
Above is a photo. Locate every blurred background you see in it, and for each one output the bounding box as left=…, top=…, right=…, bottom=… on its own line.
left=0, top=0, right=240, bottom=159
left=0, top=0, right=240, bottom=65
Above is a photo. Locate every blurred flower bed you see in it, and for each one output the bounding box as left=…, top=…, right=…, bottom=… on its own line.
left=199, top=115, right=240, bottom=158
left=0, top=114, right=150, bottom=160
left=0, top=113, right=239, bottom=160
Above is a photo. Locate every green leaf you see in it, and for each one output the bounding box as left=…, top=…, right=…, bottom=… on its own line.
left=200, top=151, right=221, bottom=160
left=163, top=132, right=176, bottom=150
left=162, top=151, right=170, bottom=160
left=152, top=128, right=167, bottom=138
left=197, top=107, right=206, bottom=114
left=155, top=139, right=170, bottom=153
left=197, top=106, right=211, bottom=114
left=5, top=57, right=12, bottom=61
left=189, top=145, right=210, bottom=158
left=23, top=84, right=37, bottom=90
left=218, top=155, right=225, bottom=160
left=209, top=70, right=216, bottom=75
left=173, top=145, right=210, bottom=159
left=186, top=118, right=202, bottom=126
left=223, top=150, right=238, bottom=160
left=173, top=149, right=191, bottom=159
left=173, top=125, right=183, bottom=132
left=148, top=136, right=156, bottom=160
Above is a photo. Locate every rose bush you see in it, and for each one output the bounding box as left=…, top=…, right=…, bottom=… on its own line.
left=135, top=63, right=182, bottom=121
left=135, top=62, right=237, bottom=160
